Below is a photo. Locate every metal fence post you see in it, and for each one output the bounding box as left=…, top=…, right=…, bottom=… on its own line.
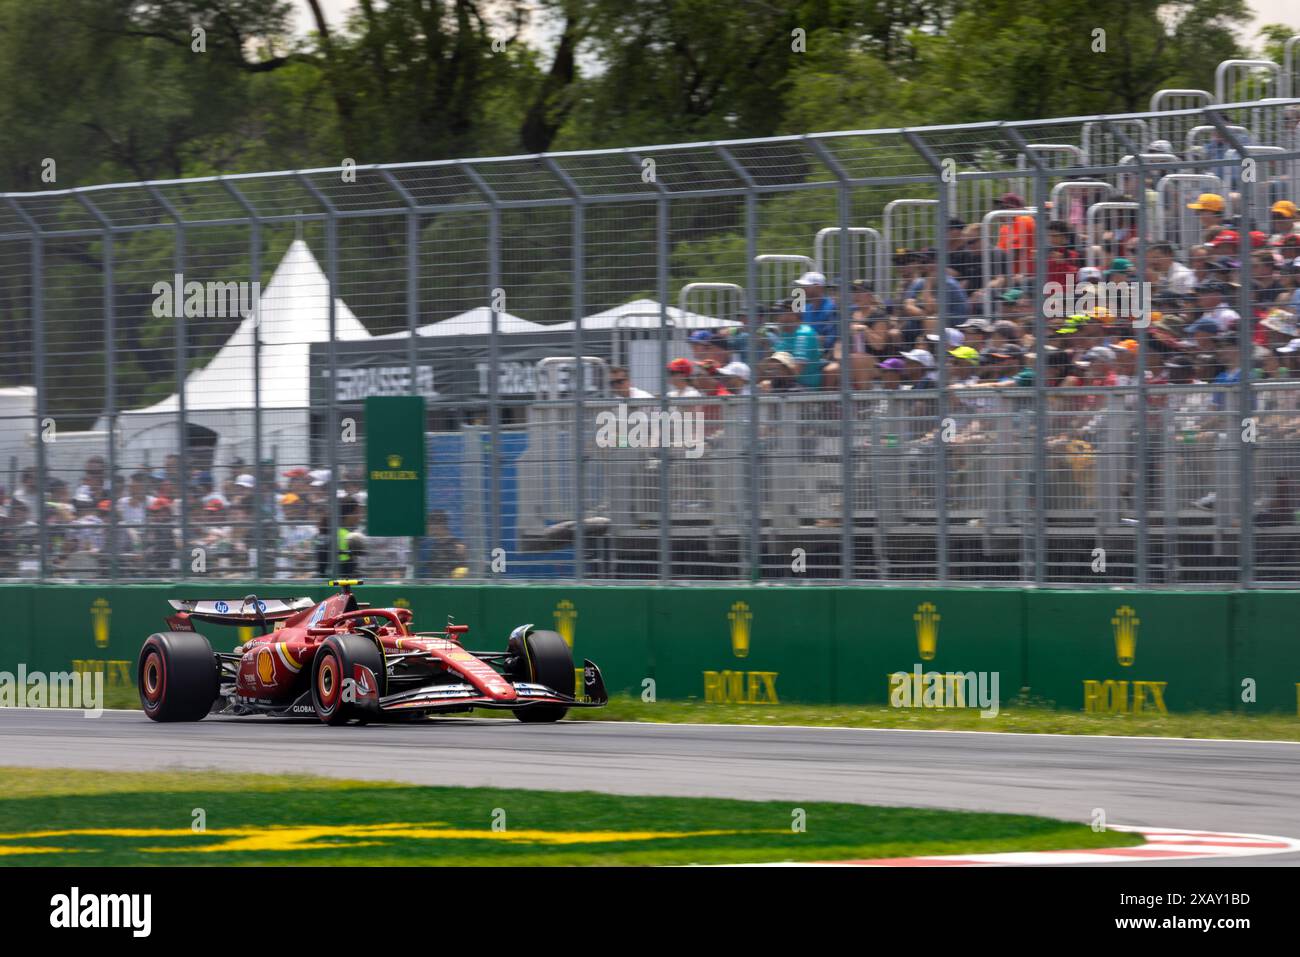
left=1207, top=112, right=1256, bottom=586
left=7, top=199, right=46, bottom=580
left=1107, top=122, right=1152, bottom=584
left=715, top=146, right=761, bottom=582
left=297, top=174, right=341, bottom=580
left=1003, top=126, right=1049, bottom=584
left=903, top=130, right=948, bottom=582
left=221, top=179, right=265, bottom=580
left=628, top=151, right=673, bottom=583
left=806, top=138, right=855, bottom=581
left=145, top=186, right=191, bottom=579
left=460, top=164, right=503, bottom=578
left=74, top=194, right=121, bottom=581
left=543, top=158, right=587, bottom=580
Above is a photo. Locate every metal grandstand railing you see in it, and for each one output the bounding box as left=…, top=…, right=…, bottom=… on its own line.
left=3, top=65, right=1300, bottom=587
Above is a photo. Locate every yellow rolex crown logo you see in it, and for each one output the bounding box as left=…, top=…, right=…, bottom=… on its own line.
left=554, top=600, right=577, bottom=648
left=913, top=602, right=939, bottom=661
left=387, top=454, right=402, bottom=469
left=91, top=597, right=111, bottom=649
left=728, top=601, right=752, bottom=658
left=1112, top=605, right=1139, bottom=667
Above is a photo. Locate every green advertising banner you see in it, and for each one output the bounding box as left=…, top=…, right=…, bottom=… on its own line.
left=365, top=395, right=426, bottom=536
left=4, top=583, right=1300, bottom=714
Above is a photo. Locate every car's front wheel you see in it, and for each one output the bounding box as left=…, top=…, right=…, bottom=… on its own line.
left=311, top=634, right=386, bottom=725
left=508, top=629, right=573, bottom=723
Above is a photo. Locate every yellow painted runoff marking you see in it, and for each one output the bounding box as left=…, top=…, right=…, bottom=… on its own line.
left=0, top=822, right=774, bottom=855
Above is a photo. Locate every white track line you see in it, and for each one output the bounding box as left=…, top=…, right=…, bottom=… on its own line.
left=741, top=826, right=1300, bottom=866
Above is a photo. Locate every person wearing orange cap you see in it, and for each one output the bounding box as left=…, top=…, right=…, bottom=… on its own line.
left=1187, top=193, right=1226, bottom=239
left=1270, top=200, right=1298, bottom=245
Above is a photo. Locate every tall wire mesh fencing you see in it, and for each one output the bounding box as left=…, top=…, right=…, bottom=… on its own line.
left=2, top=97, right=1300, bottom=587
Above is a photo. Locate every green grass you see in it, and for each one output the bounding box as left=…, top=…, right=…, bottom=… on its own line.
left=0, top=767, right=1141, bottom=866
left=574, top=695, right=1300, bottom=740
left=92, top=687, right=1300, bottom=741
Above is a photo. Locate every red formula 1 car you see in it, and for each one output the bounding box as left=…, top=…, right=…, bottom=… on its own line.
left=137, top=580, right=607, bottom=724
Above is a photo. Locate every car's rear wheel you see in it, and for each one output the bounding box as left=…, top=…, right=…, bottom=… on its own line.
left=137, top=632, right=219, bottom=722
left=509, top=629, right=572, bottom=723
left=311, top=634, right=386, bottom=725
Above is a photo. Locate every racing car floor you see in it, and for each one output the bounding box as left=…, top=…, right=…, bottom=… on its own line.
left=0, top=709, right=1296, bottom=867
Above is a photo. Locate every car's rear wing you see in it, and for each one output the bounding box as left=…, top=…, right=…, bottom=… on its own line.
left=166, top=597, right=316, bottom=628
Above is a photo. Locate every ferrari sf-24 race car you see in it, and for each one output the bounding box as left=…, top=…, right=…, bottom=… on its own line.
left=137, top=580, right=607, bottom=724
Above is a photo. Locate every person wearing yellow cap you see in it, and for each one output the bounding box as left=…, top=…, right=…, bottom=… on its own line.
left=1270, top=200, right=1298, bottom=245
left=1187, top=193, right=1226, bottom=237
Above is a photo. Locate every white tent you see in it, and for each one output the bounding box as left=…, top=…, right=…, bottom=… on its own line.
left=548, top=298, right=739, bottom=331
left=105, top=239, right=370, bottom=471
left=369, top=306, right=552, bottom=339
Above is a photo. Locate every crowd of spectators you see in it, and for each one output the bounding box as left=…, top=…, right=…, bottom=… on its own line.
left=614, top=190, right=1300, bottom=404
left=0, top=455, right=471, bottom=580
left=8, top=172, right=1300, bottom=578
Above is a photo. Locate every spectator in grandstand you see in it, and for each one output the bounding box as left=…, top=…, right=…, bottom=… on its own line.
left=115, top=472, right=152, bottom=533
left=755, top=352, right=801, bottom=392
left=994, top=193, right=1036, bottom=278
left=276, top=493, right=318, bottom=578
left=794, top=271, right=839, bottom=353
left=962, top=223, right=1010, bottom=296
left=1251, top=251, right=1284, bottom=312
left=957, top=315, right=992, bottom=352
left=283, top=467, right=312, bottom=498
left=1269, top=200, right=1298, bottom=244
left=1145, top=243, right=1196, bottom=298
left=1210, top=334, right=1243, bottom=400
left=73, top=455, right=107, bottom=504
left=415, top=510, right=464, bottom=579
left=1193, top=281, right=1240, bottom=332
left=315, top=497, right=365, bottom=577
left=901, top=249, right=969, bottom=327
left=946, top=218, right=983, bottom=290
left=665, top=357, right=701, bottom=398
left=1187, top=193, right=1227, bottom=239
left=848, top=279, right=882, bottom=321
left=720, top=361, right=752, bottom=396
left=141, top=497, right=178, bottom=576
left=770, top=298, right=823, bottom=388
left=872, top=356, right=903, bottom=390
left=996, top=287, right=1031, bottom=321
left=899, top=348, right=936, bottom=387
left=608, top=365, right=654, bottom=400
left=1045, top=220, right=1081, bottom=291
left=688, top=330, right=731, bottom=368
left=11, top=467, right=37, bottom=513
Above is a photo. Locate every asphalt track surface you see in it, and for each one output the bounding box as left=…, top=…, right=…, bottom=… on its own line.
left=0, top=708, right=1297, bottom=866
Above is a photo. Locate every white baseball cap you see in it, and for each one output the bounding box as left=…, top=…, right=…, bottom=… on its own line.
left=794, top=271, right=827, bottom=287
left=234, top=473, right=255, bottom=489
left=900, top=349, right=936, bottom=369
left=720, top=360, right=751, bottom=381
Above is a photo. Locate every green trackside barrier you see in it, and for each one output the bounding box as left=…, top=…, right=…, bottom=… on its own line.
left=833, top=587, right=1025, bottom=710
left=2, top=584, right=1299, bottom=714
left=1234, top=592, right=1300, bottom=716
left=1022, top=591, right=1236, bottom=714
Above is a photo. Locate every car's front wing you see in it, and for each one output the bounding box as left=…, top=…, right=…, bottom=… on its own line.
left=379, top=658, right=608, bottom=714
